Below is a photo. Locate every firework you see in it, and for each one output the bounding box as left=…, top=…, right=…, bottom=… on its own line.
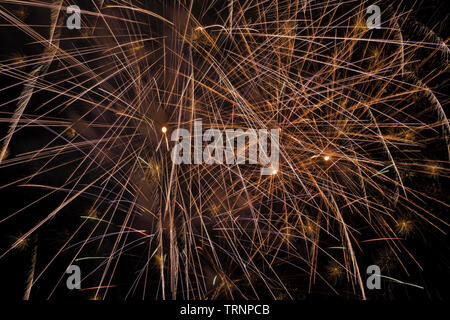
left=0, top=0, right=448, bottom=300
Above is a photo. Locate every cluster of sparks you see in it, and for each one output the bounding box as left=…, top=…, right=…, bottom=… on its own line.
left=0, top=0, right=449, bottom=300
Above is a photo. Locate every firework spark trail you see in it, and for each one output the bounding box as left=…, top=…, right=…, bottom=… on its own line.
left=0, top=0, right=448, bottom=299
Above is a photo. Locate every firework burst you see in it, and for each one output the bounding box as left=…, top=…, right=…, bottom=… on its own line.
left=0, top=0, right=448, bottom=300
